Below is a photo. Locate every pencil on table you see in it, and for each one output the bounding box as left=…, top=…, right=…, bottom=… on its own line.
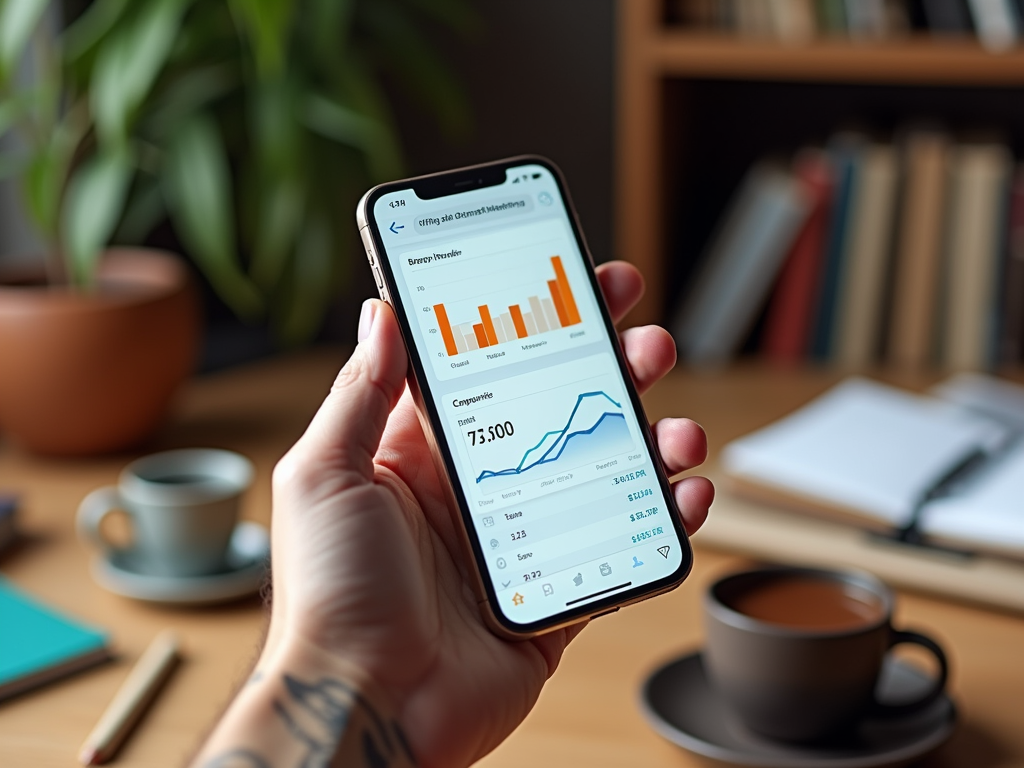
left=78, top=629, right=181, bottom=765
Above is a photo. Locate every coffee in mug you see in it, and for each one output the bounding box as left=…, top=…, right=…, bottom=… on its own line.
left=77, top=448, right=254, bottom=577
left=703, top=567, right=948, bottom=743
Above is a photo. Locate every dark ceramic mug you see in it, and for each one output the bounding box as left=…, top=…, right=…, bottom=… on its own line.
left=703, top=567, right=948, bottom=743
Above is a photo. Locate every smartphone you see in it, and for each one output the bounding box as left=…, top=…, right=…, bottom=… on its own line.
left=356, top=156, right=692, bottom=638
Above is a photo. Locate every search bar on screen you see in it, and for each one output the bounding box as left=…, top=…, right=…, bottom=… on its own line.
left=414, top=196, right=535, bottom=234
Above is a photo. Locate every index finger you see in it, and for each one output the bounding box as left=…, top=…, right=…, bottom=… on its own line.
left=596, top=261, right=645, bottom=324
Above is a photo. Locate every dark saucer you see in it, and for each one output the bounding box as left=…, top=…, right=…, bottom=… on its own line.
left=639, top=651, right=956, bottom=768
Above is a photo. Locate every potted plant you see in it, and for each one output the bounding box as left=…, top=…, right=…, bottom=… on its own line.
left=0, top=0, right=471, bottom=455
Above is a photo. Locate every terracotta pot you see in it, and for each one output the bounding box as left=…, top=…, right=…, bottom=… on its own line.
left=0, top=248, right=199, bottom=455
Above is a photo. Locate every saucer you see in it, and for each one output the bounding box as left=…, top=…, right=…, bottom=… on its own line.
left=639, top=651, right=956, bottom=768
left=91, top=521, right=270, bottom=605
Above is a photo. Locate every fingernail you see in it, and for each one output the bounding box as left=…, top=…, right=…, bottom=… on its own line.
left=357, top=299, right=376, bottom=342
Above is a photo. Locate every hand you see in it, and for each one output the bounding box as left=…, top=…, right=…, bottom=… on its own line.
left=257, top=262, right=714, bottom=768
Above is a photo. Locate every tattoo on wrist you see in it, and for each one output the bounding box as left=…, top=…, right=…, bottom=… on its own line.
left=202, top=672, right=417, bottom=768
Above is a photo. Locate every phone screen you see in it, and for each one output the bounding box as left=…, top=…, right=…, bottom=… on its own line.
left=364, top=159, right=688, bottom=630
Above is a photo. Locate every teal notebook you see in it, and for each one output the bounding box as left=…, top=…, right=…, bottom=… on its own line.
left=0, top=578, right=111, bottom=702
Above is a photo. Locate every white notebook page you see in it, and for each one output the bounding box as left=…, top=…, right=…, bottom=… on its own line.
left=721, top=378, right=1007, bottom=526
left=922, top=440, right=1024, bottom=551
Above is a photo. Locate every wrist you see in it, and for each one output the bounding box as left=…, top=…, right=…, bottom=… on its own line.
left=194, top=635, right=417, bottom=767
left=256, top=633, right=382, bottom=708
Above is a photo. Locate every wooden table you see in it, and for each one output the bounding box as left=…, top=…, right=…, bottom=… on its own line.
left=1, top=350, right=1021, bottom=767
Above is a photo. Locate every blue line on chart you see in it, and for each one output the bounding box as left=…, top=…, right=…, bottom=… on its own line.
left=475, top=391, right=624, bottom=483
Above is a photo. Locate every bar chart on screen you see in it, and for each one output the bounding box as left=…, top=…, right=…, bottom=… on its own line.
left=433, top=256, right=581, bottom=356
left=401, top=220, right=599, bottom=379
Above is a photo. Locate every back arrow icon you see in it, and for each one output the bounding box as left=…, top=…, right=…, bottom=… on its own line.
left=389, top=221, right=404, bottom=234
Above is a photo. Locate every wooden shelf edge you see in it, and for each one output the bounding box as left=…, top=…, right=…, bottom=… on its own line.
left=649, top=33, right=1024, bottom=85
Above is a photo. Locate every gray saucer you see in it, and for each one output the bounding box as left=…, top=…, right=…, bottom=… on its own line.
left=640, top=651, right=956, bottom=768
left=91, top=521, right=270, bottom=605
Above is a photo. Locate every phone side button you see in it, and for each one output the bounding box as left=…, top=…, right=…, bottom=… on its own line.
left=591, top=607, right=619, bottom=621
left=359, top=226, right=375, bottom=262
left=365, top=248, right=375, bottom=267
left=372, top=264, right=384, bottom=290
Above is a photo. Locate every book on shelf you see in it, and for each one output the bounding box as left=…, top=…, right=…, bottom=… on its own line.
left=669, top=0, right=1023, bottom=46
left=843, top=0, right=889, bottom=37
left=816, top=0, right=849, bottom=33
left=965, top=0, right=1021, bottom=50
left=762, top=149, right=836, bottom=363
left=919, top=0, right=975, bottom=34
left=832, top=144, right=900, bottom=367
left=671, top=127, right=1023, bottom=371
left=942, top=142, right=1012, bottom=370
left=811, top=134, right=863, bottom=360
left=735, top=0, right=774, bottom=36
left=672, top=162, right=811, bottom=365
left=721, top=374, right=1024, bottom=559
left=769, top=0, right=817, bottom=41
left=998, top=169, right=1024, bottom=364
left=887, top=130, right=949, bottom=370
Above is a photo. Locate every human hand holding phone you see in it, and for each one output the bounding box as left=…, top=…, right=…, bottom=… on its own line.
left=217, top=262, right=711, bottom=768
left=194, top=155, right=714, bottom=768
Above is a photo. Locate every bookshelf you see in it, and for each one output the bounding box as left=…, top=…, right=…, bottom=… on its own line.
left=616, top=0, right=1024, bottom=326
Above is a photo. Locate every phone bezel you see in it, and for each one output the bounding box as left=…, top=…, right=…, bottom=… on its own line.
left=359, top=155, right=693, bottom=636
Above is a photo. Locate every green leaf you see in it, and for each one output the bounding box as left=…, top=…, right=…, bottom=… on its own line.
left=227, top=0, right=292, bottom=77
left=250, top=176, right=303, bottom=290
left=0, top=151, right=25, bottom=179
left=21, top=101, right=88, bottom=241
left=23, top=144, right=60, bottom=235
left=0, top=0, right=49, bottom=83
left=90, top=0, right=190, bottom=145
left=301, top=91, right=401, bottom=181
left=60, top=0, right=129, bottom=62
left=142, top=62, right=238, bottom=138
left=278, top=212, right=333, bottom=344
left=114, top=172, right=165, bottom=243
left=0, top=88, right=35, bottom=136
left=250, top=77, right=300, bottom=175
left=305, top=0, right=354, bottom=63
left=60, top=146, right=134, bottom=286
left=360, top=0, right=472, bottom=138
left=162, top=115, right=262, bottom=319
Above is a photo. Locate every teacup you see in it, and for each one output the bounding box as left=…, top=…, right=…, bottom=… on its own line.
left=77, top=448, right=253, bottom=578
left=703, top=566, right=949, bottom=743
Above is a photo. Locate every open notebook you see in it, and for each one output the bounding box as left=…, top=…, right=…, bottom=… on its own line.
left=721, top=374, right=1024, bottom=559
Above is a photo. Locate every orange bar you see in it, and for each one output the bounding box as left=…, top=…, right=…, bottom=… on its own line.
left=472, top=323, right=489, bottom=348
left=433, top=304, right=459, bottom=356
left=548, top=280, right=571, bottom=328
left=478, top=305, right=499, bottom=346
left=509, top=305, right=529, bottom=338
left=551, top=256, right=581, bottom=325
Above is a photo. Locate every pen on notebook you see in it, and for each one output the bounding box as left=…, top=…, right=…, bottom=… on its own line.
left=78, top=629, right=181, bottom=766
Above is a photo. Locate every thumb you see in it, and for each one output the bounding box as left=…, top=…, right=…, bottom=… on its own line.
left=296, top=299, right=408, bottom=483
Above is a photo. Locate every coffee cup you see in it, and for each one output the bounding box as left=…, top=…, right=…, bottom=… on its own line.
left=77, top=448, right=254, bottom=578
left=703, top=566, right=948, bottom=743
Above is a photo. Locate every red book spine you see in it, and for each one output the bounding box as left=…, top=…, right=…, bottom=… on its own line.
left=762, top=150, right=835, bottom=364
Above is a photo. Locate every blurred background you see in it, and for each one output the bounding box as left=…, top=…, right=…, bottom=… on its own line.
left=0, top=0, right=616, bottom=372
left=3, top=0, right=1024, bottom=377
